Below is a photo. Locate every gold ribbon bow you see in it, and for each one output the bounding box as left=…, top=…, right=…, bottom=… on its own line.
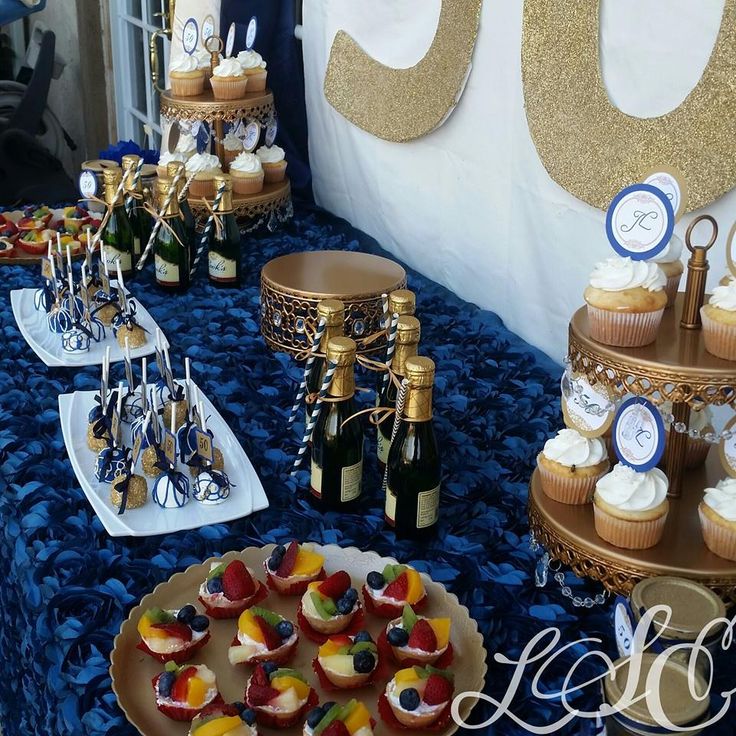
left=142, top=203, right=186, bottom=249
left=197, top=196, right=224, bottom=241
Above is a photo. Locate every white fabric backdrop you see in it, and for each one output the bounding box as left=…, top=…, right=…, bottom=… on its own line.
left=302, top=0, right=733, bottom=362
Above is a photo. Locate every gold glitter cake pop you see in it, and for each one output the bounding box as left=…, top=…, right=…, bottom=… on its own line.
left=110, top=473, right=148, bottom=510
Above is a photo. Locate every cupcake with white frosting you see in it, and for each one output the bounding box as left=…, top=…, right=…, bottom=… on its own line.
left=256, top=145, right=287, bottom=184
left=223, top=131, right=244, bottom=167
left=584, top=257, right=667, bottom=347
left=237, top=49, right=268, bottom=92
left=537, top=428, right=609, bottom=505
left=169, top=54, right=206, bottom=97
left=176, top=133, right=199, bottom=162
left=593, top=464, right=669, bottom=549
left=230, top=152, right=264, bottom=195
left=194, top=48, right=213, bottom=86
left=699, top=478, right=736, bottom=561
left=649, top=234, right=684, bottom=308
left=701, top=281, right=736, bottom=361
left=211, top=57, right=247, bottom=100
left=661, top=401, right=714, bottom=469
left=186, top=153, right=222, bottom=199
left=157, top=150, right=187, bottom=178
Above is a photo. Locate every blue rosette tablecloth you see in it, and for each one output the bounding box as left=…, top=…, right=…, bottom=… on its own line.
left=0, top=205, right=732, bottom=735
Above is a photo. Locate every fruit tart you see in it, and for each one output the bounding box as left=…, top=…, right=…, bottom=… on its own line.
left=244, top=661, right=318, bottom=729
left=379, top=606, right=453, bottom=667
left=298, top=572, right=364, bottom=642
left=304, top=699, right=375, bottom=736
left=313, top=631, right=379, bottom=690
left=264, top=541, right=326, bottom=595
left=152, top=660, right=223, bottom=721
left=17, top=228, right=56, bottom=255
left=198, top=560, right=269, bottom=619
left=0, top=238, right=14, bottom=258
left=0, top=216, right=18, bottom=242
left=378, top=667, right=454, bottom=730
left=189, top=703, right=259, bottom=736
left=362, top=564, right=427, bottom=618
left=18, top=207, right=52, bottom=231
left=62, top=205, right=91, bottom=233
left=229, top=607, right=299, bottom=666
left=137, top=604, right=211, bottom=663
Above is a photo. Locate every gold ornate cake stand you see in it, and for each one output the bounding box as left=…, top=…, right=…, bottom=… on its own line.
left=187, top=179, right=292, bottom=224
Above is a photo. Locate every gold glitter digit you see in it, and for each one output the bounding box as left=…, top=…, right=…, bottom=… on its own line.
left=323, top=0, right=481, bottom=142
left=522, top=0, right=736, bottom=212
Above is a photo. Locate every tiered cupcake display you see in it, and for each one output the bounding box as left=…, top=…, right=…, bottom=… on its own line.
left=529, top=173, right=736, bottom=600
left=158, top=21, right=292, bottom=228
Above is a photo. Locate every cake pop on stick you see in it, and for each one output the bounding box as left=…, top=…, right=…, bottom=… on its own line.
left=192, top=397, right=230, bottom=504
left=152, top=396, right=190, bottom=508
left=142, top=392, right=164, bottom=479
left=112, top=259, right=146, bottom=348
left=95, top=381, right=128, bottom=483
left=87, top=348, right=112, bottom=452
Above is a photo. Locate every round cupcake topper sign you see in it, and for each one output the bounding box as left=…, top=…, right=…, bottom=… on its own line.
left=612, top=397, right=665, bottom=472
left=79, top=170, right=97, bottom=199
left=242, top=121, right=261, bottom=152
left=182, top=18, right=199, bottom=55
left=265, top=120, right=278, bottom=148
left=560, top=371, right=616, bottom=438
left=202, top=15, right=215, bottom=41
left=719, top=416, right=736, bottom=478
left=246, top=16, right=258, bottom=50
left=726, top=221, right=736, bottom=279
left=643, top=167, right=687, bottom=223
left=226, top=23, right=236, bottom=58
left=606, top=184, right=675, bottom=261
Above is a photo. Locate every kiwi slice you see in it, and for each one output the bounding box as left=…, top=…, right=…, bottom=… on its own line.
left=147, top=607, right=175, bottom=624
left=337, top=645, right=352, bottom=655
left=402, top=605, right=418, bottom=632
left=349, top=641, right=378, bottom=654
left=270, top=668, right=306, bottom=682
left=310, top=592, right=333, bottom=620
left=425, top=665, right=454, bottom=682
left=250, top=606, right=282, bottom=627
left=315, top=703, right=343, bottom=736
left=206, top=563, right=226, bottom=580
left=338, top=699, right=358, bottom=721
left=164, top=661, right=179, bottom=673
left=382, top=564, right=397, bottom=583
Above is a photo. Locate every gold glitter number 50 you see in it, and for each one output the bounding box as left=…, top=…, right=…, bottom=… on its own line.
left=323, top=0, right=482, bottom=142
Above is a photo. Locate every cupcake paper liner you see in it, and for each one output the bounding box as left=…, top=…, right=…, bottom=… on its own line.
left=244, top=69, right=267, bottom=92
left=378, top=692, right=452, bottom=732
left=586, top=305, right=664, bottom=348
left=223, top=148, right=242, bottom=168
left=152, top=674, right=224, bottom=721
left=377, top=628, right=454, bottom=668
left=248, top=689, right=318, bottom=729
left=136, top=631, right=211, bottom=664
left=699, top=507, right=736, bottom=561
left=188, top=178, right=216, bottom=199
left=232, top=173, right=265, bottom=195
left=229, top=634, right=299, bottom=666
left=361, top=585, right=428, bottom=618
left=197, top=581, right=268, bottom=619
left=593, top=504, right=667, bottom=549
left=537, top=460, right=607, bottom=505
left=262, top=160, right=288, bottom=184
left=701, top=307, right=736, bottom=361
left=311, top=656, right=383, bottom=691
left=296, top=601, right=365, bottom=644
left=170, top=74, right=205, bottom=98
left=265, top=567, right=326, bottom=595
left=210, top=76, right=248, bottom=100
left=664, top=272, right=682, bottom=308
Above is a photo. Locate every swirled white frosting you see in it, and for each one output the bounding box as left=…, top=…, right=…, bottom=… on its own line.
left=175, top=133, right=198, bottom=156
left=703, top=478, right=736, bottom=522
left=595, top=464, right=669, bottom=512
left=230, top=152, right=262, bottom=174
left=170, top=55, right=200, bottom=74
left=660, top=401, right=712, bottom=433
left=589, top=257, right=666, bottom=293
left=158, top=150, right=186, bottom=168
left=649, top=234, right=683, bottom=264
left=185, top=153, right=222, bottom=174
left=709, top=281, right=736, bottom=311
left=542, top=428, right=607, bottom=468
left=256, top=145, right=285, bottom=164
left=213, top=57, right=244, bottom=77
left=237, top=49, right=267, bottom=70
left=223, top=132, right=243, bottom=152
left=194, top=48, right=211, bottom=70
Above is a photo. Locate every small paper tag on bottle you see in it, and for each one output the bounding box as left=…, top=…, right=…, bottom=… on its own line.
left=132, top=432, right=143, bottom=466
left=196, top=430, right=214, bottom=463
left=164, top=429, right=177, bottom=467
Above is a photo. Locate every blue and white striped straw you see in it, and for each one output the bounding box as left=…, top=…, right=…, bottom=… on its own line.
left=190, top=181, right=227, bottom=278
left=382, top=378, right=409, bottom=493
left=287, top=317, right=326, bottom=427
left=381, top=313, right=400, bottom=391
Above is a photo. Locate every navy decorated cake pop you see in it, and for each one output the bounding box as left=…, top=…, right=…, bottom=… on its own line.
left=192, top=469, right=232, bottom=505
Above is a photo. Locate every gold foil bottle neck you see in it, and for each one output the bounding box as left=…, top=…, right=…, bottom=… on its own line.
left=156, top=177, right=180, bottom=217
left=326, top=336, right=357, bottom=366
left=318, top=299, right=345, bottom=326
left=166, top=161, right=187, bottom=198
left=396, top=316, right=420, bottom=344
left=122, top=155, right=142, bottom=194
left=213, top=174, right=234, bottom=212
left=389, top=289, right=416, bottom=316
left=405, top=356, right=435, bottom=387
left=121, top=154, right=140, bottom=171
left=404, top=356, right=434, bottom=421
left=103, top=167, right=124, bottom=206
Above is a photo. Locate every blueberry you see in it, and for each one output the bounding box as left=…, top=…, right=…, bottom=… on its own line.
left=273, top=544, right=286, bottom=557
left=353, top=630, right=372, bottom=643
left=189, top=615, right=209, bottom=632
left=306, top=707, right=325, bottom=729
left=267, top=556, right=280, bottom=571
left=157, top=671, right=176, bottom=698
left=367, top=571, right=385, bottom=589
left=343, top=587, right=358, bottom=603
left=232, top=701, right=246, bottom=713
left=207, top=576, right=223, bottom=594
left=241, top=708, right=257, bottom=725
left=276, top=620, right=294, bottom=639
left=399, top=687, right=420, bottom=711
left=262, top=661, right=278, bottom=676
left=353, top=650, right=376, bottom=674
left=176, top=605, right=196, bottom=624
left=387, top=627, right=409, bottom=647
left=322, top=701, right=336, bottom=711
left=336, top=597, right=354, bottom=615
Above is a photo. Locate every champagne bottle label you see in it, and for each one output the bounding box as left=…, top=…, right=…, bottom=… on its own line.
left=310, top=458, right=322, bottom=498
left=209, top=251, right=237, bottom=282
left=341, top=457, right=362, bottom=502
left=385, top=488, right=397, bottom=524
left=416, top=485, right=440, bottom=529
left=377, top=429, right=389, bottom=465
left=155, top=255, right=180, bottom=286
left=102, top=245, right=131, bottom=273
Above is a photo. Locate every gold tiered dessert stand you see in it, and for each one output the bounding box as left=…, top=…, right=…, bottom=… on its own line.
left=529, top=218, right=736, bottom=601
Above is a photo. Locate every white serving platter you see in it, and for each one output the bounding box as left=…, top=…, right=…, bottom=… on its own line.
left=58, top=381, right=269, bottom=537
left=10, top=287, right=168, bottom=367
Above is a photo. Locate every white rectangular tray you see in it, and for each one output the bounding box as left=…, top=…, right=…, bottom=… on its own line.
left=11, top=287, right=168, bottom=367
left=58, top=382, right=269, bottom=537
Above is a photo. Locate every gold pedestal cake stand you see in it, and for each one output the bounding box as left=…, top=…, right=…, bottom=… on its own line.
left=529, top=294, right=736, bottom=601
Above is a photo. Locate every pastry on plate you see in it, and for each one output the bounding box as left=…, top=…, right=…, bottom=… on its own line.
left=152, top=661, right=222, bottom=721
left=137, top=604, right=211, bottom=663
left=229, top=607, right=299, bottom=666
left=198, top=560, right=268, bottom=619
left=379, top=666, right=454, bottom=729
left=362, top=564, right=427, bottom=618
left=244, top=661, right=317, bottom=729
left=189, top=703, right=259, bottom=736
left=264, top=541, right=326, bottom=595
left=313, top=632, right=379, bottom=689
left=304, top=699, right=374, bottom=736
left=298, top=571, right=363, bottom=641
left=381, top=606, right=452, bottom=667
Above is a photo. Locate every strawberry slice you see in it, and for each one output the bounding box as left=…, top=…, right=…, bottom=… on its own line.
left=322, top=721, right=351, bottom=736
left=423, top=673, right=454, bottom=705
left=407, top=619, right=437, bottom=652
left=255, top=615, right=283, bottom=650
left=222, top=560, right=257, bottom=601
left=251, top=664, right=270, bottom=687
left=150, top=622, right=193, bottom=642
left=276, top=541, right=299, bottom=577
left=318, top=571, right=351, bottom=601
left=247, top=683, right=280, bottom=707
left=383, top=572, right=409, bottom=601
left=171, top=666, right=198, bottom=702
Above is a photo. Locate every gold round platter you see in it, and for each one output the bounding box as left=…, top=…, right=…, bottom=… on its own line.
left=110, top=544, right=487, bottom=736
left=569, top=294, right=736, bottom=407
left=528, top=456, right=736, bottom=602
left=188, top=180, right=292, bottom=223
left=160, top=88, right=276, bottom=125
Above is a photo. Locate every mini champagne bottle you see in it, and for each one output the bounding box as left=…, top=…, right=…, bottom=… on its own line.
left=387, top=289, right=416, bottom=321
left=385, top=356, right=441, bottom=539
left=207, top=174, right=241, bottom=287
left=306, top=299, right=345, bottom=398
left=310, top=336, right=364, bottom=511
left=121, top=154, right=153, bottom=268
left=153, top=177, right=191, bottom=293
left=100, top=167, right=135, bottom=279
left=376, top=315, right=420, bottom=469
left=167, top=160, right=197, bottom=260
